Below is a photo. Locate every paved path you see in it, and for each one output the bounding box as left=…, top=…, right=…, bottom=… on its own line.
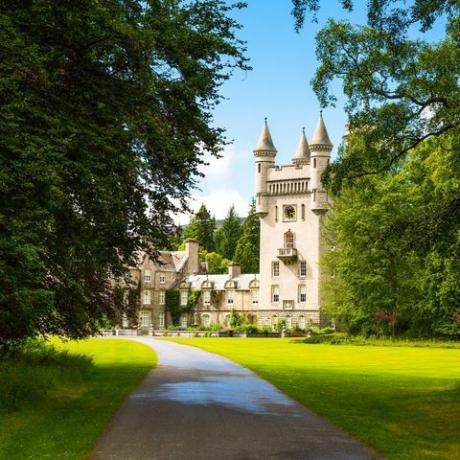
left=91, top=338, right=379, bottom=460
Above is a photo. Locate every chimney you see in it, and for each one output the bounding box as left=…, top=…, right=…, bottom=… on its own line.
left=228, top=262, right=241, bottom=278
left=185, top=239, right=199, bottom=274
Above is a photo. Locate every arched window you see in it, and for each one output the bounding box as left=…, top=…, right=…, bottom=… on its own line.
left=284, top=230, right=294, bottom=249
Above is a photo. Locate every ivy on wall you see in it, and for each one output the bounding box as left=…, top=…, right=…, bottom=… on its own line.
left=165, top=289, right=201, bottom=325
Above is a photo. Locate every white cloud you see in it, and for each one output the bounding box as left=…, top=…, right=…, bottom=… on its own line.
left=198, top=143, right=247, bottom=179
left=175, top=189, right=250, bottom=225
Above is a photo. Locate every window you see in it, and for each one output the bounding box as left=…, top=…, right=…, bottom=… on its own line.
left=139, top=310, right=151, bottom=327
left=227, top=289, right=234, bottom=305
left=271, top=285, right=280, bottom=304
left=122, top=314, right=129, bottom=328
left=301, top=204, right=305, bottom=220
left=203, top=290, right=211, bottom=306
left=180, top=290, right=188, bottom=306
left=143, top=290, right=151, bottom=305
left=275, top=205, right=278, bottom=222
left=158, top=312, right=165, bottom=329
left=159, top=273, right=166, bottom=284
left=180, top=315, right=187, bottom=328
left=286, top=316, right=292, bottom=330
left=144, top=270, right=151, bottom=282
left=159, top=290, right=165, bottom=305
left=313, top=158, right=317, bottom=168
left=284, top=230, right=295, bottom=249
left=298, top=315, right=306, bottom=330
left=299, top=261, right=307, bottom=278
left=298, top=285, right=306, bottom=303
left=258, top=163, right=261, bottom=173
left=251, top=289, right=259, bottom=305
left=202, top=314, right=211, bottom=327
left=272, top=261, right=280, bottom=277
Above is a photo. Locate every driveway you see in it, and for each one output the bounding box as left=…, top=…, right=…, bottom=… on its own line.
left=91, top=338, right=379, bottom=460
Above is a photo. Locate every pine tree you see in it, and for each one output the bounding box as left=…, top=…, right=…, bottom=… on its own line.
left=234, top=200, right=260, bottom=273
left=183, top=205, right=216, bottom=252
left=216, top=205, right=242, bottom=260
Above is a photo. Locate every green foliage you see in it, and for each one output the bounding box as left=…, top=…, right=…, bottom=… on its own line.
left=229, top=309, right=242, bottom=328
left=234, top=199, right=260, bottom=273
left=0, top=0, right=249, bottom=344
left=165, top=289, right=201, bottom=326
left=183, top=205, right=217, bottom=252
left=200, top=250, right=229, bottom=274
left=322, top=136, right=460, bottom=338
left=214, top=205, right=242, bottom=260
left=292, top=1, right=459, bottom=189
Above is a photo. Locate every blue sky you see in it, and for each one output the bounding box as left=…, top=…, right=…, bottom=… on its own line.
left=179, top=0, right=444, bottom=223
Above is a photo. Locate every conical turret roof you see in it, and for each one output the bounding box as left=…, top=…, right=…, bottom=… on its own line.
left=310, top=112, right=333, bottom=148
left=292, top=127, right=310, bottom=165
left=253, top=118, right=277, bottom=153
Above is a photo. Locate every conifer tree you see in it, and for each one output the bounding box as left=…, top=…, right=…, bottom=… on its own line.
left=215, top=205, right=242, bottom=260
left=183, top=205, right=216, bottom=252
left=234, top=200, right=260, bottom=273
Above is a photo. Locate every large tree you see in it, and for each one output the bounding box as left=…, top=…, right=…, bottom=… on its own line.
left=0, top=0, right=249, bottom=344
left=234, top=199, right=260, bottom=273
left=322, top=135, right=460, bottom=338
left=292, top=0, right=459, bottom=191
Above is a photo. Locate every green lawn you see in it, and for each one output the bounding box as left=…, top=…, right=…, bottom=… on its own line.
left=169, top=338, right=460, bottom=460
left=0, top=338, right=156, bottom=460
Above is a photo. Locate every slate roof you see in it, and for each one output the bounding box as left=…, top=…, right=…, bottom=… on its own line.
left=185, top=273, right=258, bottom=291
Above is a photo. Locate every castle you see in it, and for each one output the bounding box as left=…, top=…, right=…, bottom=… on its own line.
left=122, top=114, right=332, bottom=331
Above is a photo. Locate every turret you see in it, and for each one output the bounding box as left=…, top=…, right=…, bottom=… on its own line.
left=292, top=127, right=310, bottom=166
left=253, top=118, right=276, bottom=216
left=309, top=112, right=333, bottom=212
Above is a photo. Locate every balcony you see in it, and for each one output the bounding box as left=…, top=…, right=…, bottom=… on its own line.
left=277, top=247, right=298, bottom=263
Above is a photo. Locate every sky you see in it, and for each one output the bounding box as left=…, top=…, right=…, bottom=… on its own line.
left=177, top=0, right=445, bottom=224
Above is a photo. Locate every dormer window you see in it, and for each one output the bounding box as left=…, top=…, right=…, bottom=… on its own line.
left=203, top=290, right=211, bottom=307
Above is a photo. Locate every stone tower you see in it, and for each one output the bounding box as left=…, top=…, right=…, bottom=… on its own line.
left=253, top=115, right=332, bottom=325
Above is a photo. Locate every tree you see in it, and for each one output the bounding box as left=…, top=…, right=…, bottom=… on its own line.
left=291, top=1, right=460, bottom=191
left=234, top=199, right=260, bottom=273
left=215, top=205, right=242, bottom=260
left=200, top=250, right=229, bottom=274
left=322, top=135, right=460, bottom=338
left=183, top=204, right=216, bottom=252
left=0, top=0, right=249, bottom=345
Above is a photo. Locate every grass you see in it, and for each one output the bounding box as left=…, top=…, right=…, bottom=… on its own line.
left=169, top=338, right=460, bottom=460
left=0, top=338, right=156, bottom=460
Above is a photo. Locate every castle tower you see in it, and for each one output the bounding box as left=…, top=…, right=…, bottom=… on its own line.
left=254, top=115, right=334, bottom=327
left=253, top=118, right=277, bottom=216
left=309, top=112, right=332, bottom=213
